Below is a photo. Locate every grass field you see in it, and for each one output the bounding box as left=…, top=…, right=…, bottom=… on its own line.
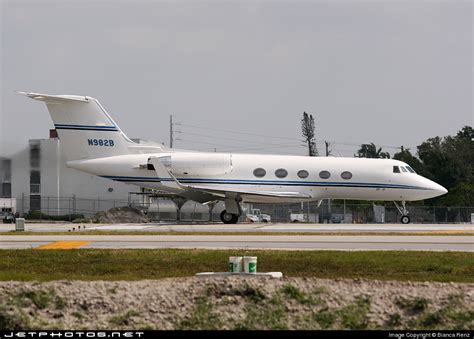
left=0, top=249, right=472, bottom=282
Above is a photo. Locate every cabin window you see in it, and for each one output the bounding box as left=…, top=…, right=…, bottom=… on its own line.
left=297, top=170, right=309, bottom=179
left=401, top=166, right=407, bottom=172
left=275, top=168, right=288, bottom=178
left=341, top=171, right=352, bottom=180
left=393, top=166, right=400, bottom=173
left=253, top=168, right=266, bottom=178
left=147, top=163, right=155, bottom=170
left=319, top=170, right=331, bottom=179
left=406, top=166, right=416, bottom=173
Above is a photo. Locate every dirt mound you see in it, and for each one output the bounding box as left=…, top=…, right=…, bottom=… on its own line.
left=88, top=207, right=151, bottom=223
left=0, top=277, right=472, bottom=330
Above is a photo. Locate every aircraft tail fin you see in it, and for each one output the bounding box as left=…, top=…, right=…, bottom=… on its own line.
left=18, top=92, right=135, bottom=161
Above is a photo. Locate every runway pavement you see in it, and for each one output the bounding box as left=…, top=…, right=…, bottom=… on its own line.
left=1, top=235, right=473, bottom=251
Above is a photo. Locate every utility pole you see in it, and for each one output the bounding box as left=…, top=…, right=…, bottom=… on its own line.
left=325, top=141, right=331, bottom=156
left=325, top=140, right=332, bottom=222
left=169, top=115, right=173, bottom=148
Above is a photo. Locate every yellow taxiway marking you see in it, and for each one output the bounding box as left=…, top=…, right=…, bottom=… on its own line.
left=429, top=230, right=474, bottom=234
left=37, top=241, right=90, bottom=249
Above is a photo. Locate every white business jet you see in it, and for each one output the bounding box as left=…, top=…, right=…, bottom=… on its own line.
left=19, top=92, right=447, bottom=224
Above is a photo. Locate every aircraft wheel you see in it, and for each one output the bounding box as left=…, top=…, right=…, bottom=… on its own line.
left=401, top=215, right=410, bottom=224
left=220, top=210, right=239, bottom=224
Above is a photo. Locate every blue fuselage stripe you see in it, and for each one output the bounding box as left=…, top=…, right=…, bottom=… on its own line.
left=100, top=175, right=429, bottom=190
left=54, top=124, right=118, bottom=131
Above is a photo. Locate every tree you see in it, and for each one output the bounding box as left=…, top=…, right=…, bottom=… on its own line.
left=416, top=126, right=473, bottom=206
left=356, top=143, right=390, bottom=159
left=301, top=112, right=317, bottom=156
left=393, top=148, right=425, bottom=175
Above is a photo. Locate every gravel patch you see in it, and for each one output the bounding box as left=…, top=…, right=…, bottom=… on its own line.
left=76, top=207, right=150, bottom=224
left=0, top=277, right=472, bottom=330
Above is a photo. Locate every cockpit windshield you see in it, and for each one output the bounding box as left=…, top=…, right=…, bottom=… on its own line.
left=393, top=165, right=416, bottom=174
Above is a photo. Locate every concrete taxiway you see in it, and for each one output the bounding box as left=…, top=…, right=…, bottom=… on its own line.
left=1, top=235, right=472, bottom=251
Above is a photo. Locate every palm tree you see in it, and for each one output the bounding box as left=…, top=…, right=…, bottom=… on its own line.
left=356, top=143, right=390, bottom=159
left=301, top=112, right=318, bottom=156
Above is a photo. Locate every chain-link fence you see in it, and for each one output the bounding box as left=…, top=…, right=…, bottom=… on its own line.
left=5, top=195, right=474, bottom=223
left=12, top=195, right=139, bottom=221
left=251, top=202, right=474, bottom=224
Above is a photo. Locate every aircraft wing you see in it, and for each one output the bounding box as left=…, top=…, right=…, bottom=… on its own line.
left=179, top=185, right=312, bottom=199
left=149, top=156, right=311, bottom=200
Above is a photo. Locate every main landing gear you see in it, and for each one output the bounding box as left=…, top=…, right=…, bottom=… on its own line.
left=220, top=210, right=239, bottom=224
left=220, top=195, right=242, bottom=224
left=394, top=201, right=410, bottom=224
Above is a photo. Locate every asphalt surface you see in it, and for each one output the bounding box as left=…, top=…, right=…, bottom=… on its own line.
left=1, top=235, right=473, bottom=251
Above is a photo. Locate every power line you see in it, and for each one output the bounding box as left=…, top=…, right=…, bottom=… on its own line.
left=219, top=143, right=305, bottom=152
left=175, top=138, right=237, bottom=148
left=180, top=123, right=406, bottom=150
left=175, top=130, right=303, bottom=147
left=176, top=123, right=300, bottom=141
left=330, top=141, right=403, bottom=150
left=176, top=138, right=305, bottom=152
left=174, top=118, right=417, bottom=154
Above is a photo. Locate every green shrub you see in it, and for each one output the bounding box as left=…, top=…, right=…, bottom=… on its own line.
left=25, top=211, right=84, bottom=221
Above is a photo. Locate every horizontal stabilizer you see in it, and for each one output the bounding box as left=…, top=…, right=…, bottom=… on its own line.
left=17, top=91, right=89, bottom=103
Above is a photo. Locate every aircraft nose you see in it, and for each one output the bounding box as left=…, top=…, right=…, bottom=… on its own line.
left=427, top=180, right=448, bottom=197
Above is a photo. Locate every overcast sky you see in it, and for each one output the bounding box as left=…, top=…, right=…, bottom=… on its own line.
left=1, top=0, right=472, bottom=157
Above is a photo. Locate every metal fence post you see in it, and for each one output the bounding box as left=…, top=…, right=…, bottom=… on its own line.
left=157, top=198, right=160, bottom=222
left=343, top=200, right=346, bottom=224
left=191, top=202, right=197, bottom=222
left=73, top=194, right=76, bottom=215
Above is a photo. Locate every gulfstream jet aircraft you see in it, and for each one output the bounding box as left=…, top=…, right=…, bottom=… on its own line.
left=19, top=92, right=448, bottom=224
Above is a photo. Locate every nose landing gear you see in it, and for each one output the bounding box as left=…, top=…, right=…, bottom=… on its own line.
left=394, top=201, right=410, bottom=224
